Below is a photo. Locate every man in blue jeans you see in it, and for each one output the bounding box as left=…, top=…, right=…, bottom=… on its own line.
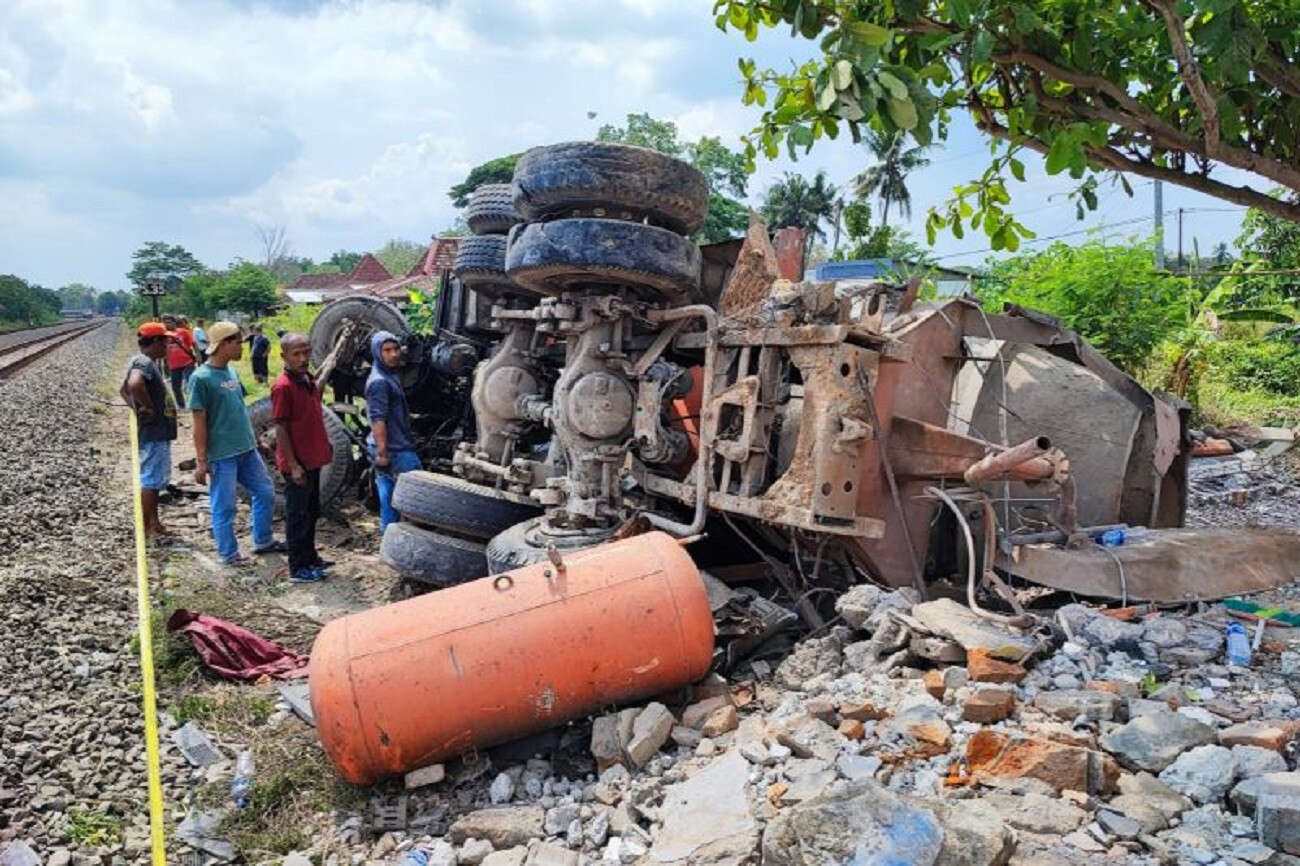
left=365, top=330, right=420, bottom=532
left=188, top=321, right=285, bottom=565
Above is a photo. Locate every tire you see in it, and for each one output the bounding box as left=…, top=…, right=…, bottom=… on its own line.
left=454, top=235, right=528, bottom=298
left=505, top=218, right=701, bottom=301
left=511, top=142, right=709, bottom=235
left=392, top=471, right=541, bottom=540
left=484, top=517, right=614, bottom=575
left=245, top=397, right=355, bottom=507
left=380, top=521, right=488, bottom=587
left=466, top=184, right=522, bottom=235
left=307, top=295, right=422, bottom=390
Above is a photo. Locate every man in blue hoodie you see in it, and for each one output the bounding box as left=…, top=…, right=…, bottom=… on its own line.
left=365, top=331, right=419, bottom=532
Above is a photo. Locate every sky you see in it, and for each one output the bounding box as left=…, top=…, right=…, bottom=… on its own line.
left=0, top=0, right=1255, bottom=290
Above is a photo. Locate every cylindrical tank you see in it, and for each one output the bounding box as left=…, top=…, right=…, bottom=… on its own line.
left=310, top=531, right=714, bottom=784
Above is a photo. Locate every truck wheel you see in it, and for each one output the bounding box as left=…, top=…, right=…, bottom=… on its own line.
left=392, top=471, right=541, bottom=540
left=245, top=397, right=355, bottom=507
left=511, top=142, right=708, bottom=235
left=454, top=235, right=527, bottom=298
left=484, top=517, right=614, bottom=574
left=466, top=184, right=523, bottom=235
left=380, top=521, right=488, bottom=587
left=308, top=296, right=422, bottom=390
left=505, top=218, right=701, bottom=301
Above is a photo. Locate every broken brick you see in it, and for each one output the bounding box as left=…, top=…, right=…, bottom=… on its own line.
left=839, top=700, right=888, bottom=722
left=966, top=729, right=1119, bottom=795
left=699, top=704, right=739, bottom=738
left=963, top=689, right=1016, bottom=724
left=838, top=719, right=865, bottom=740
left=923, top=669, right=946, bottom=700
left=1219, top=720, right=1300, bottom=753
left=804, top=696, right=837, bottom=723
left=967, top=649, right=1027, bottom=684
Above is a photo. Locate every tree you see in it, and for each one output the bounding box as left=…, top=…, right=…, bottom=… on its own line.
left=1230, top=190, right=1300, bottom=303
left=95, top=291, right=131, bottom=315
left=759, top=171, right=840, bottom=255
left=597, top=114, right=752, bottom=243
left=57, top=283, right=97, bottom=311
left=327, top=250, right=363, bottom=273
left=977, top=239, right=1186, bottom=371
left=448, top=154, right=521, bottom=208
left=714, top=0, right=1300, bottom=253
left=127, top=241, right=204, bottom=288
left=373, top=239, right=424, bottom=276
left=853, top=129, right=931, bottom=226
left=0, top=275, right=60, bottom=325
left=211, top=263, right=278, bottom=316
left=255, top=223, right=301, bottom=285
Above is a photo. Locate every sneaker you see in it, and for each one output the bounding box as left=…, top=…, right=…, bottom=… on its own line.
left=224, top=553, right=255, bottom=568
left=290, top=567, right=325, bottom=583
left=252, top=540, right=288, bottom=555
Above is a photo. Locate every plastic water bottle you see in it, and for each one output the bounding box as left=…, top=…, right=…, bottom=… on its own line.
left=231, top=750, right=255, bottom=808
left=1226, top=622, right=1252, bottom=667
left=1098, top=528, right=1126, bottom=547
left=398, top=852, right=429, bottom=866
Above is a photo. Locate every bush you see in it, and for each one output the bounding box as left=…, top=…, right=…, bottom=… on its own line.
left=977, top=239, right=1187, bottom=373
left=1203, top=337, right=1300, bottom=397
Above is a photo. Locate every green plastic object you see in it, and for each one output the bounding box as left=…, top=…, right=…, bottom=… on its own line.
left=1223, top=597, right=1300, bottom=627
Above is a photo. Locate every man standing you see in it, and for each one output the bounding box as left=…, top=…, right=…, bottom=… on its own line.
left=120, top=322, right=178, bottom=540
left=250, top=324, right=272, bottom=385
left=270, top=332, right=344, bottom=582
left=164, top=314, right=199, bottom=409
left=365, top=331, right=419, bottom=532
left=188, top=321, right=284, bottom=566
left=193, top=319, right=209, bottom=362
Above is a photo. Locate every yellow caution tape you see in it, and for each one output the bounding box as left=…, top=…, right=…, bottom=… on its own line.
left=128, top=411, right=168, bottom=865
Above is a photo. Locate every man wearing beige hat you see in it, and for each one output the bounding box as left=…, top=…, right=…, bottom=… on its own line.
left=187, top=321, right=284, bottom=566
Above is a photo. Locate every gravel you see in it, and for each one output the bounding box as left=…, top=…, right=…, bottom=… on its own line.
left=0, top=323, right=188, bottom=860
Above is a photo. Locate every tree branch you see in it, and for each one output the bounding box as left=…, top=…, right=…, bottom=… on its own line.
left=972, top=114, right=1300, bottom=226
left=1144, top=0, right=1221, bottom=158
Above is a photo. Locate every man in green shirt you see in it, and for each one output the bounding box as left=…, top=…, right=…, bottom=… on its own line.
left=188, top=321, right=284, bottom=565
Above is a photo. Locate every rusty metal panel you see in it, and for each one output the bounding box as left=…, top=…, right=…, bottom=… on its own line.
left=717, top=217, right=778, bottom=320
left=773, top=227, right=806, bottom=281
left=999, top=528, right=1300, bottom=603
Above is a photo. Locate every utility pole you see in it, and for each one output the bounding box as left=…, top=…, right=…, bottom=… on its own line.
left=1177, top=207, right=1185, bottom=270
left=1154, top=181, right=1165, bottom=269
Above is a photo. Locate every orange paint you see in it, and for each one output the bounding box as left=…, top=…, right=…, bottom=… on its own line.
left=310, top=531, right=714, bottom=784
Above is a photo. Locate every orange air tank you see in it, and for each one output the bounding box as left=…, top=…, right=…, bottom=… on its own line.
left=309, top=530, right=714, bottom=784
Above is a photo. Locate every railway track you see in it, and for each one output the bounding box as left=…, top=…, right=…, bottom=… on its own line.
left=0, top=319, right=114, bottom=379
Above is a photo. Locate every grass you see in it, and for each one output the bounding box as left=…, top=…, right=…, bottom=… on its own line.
left=64, top=810, right=125, bottom=847
left=226, top=305, right=323, bottom=404
left=1196, top=378, right=1300, bottom=428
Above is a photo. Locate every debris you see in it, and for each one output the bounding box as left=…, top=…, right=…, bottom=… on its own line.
left=981, top=791, right=1087, bottom=835
left=166, top=608, right=309, bottom=682
left=963, top=688, right=1016, bottom=723
left=372, top=795, right=409, bottom=831
left=524, top=840, right=577, bottom=866
left=966, top=730, right=1119, bottom=794
left=406, top=763, right=447, bottom=790
left=681, top=696, right=729, bottom=729
left=699, top=704, right=738, bottom=737
left=175, top=810, right=237, bottom=861
left=1099, top=708, right=1217, bottom=772
left=761, top=780, right=942, bottom=866
left=1256, top=772, right=1300, bottom=854
left=490, top=772, right=516, bottom=805
left=903, top=795, right=1015, bottom=866
left=649, top=751, right=759, bottom=865
left=1032, top=689, right=1122, bottom=722
left=909, top=598, right=1038, bottom=661
left=1156, top=744, right=1237, bottom=804
left=0, top=842, right=40, bottom=866
left=449, top=807, right=546, bottom=849
left=966, top=649, right=1027, bottom=684
left=278, top=680, right=315, bottom=726
left=625, top=702, right=674, bottom=768
left=1224, top=597, right=1300, bottom=627
left=171, top=721, right=222, bottom=767
left=1218, top=719, right=1300, bottom=752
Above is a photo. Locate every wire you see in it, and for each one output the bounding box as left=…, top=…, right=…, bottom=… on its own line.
left=933, top=214, right=1157, bottom=261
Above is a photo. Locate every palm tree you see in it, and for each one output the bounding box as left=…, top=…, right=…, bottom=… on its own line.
left=760, top=170, right=840, bottom=255
left=853, top=130, right=931, bottom=227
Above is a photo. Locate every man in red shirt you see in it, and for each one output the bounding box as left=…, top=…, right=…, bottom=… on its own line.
left=163, top=314, right=199, bottom=409
left=270, top=332, right=344, bottom=582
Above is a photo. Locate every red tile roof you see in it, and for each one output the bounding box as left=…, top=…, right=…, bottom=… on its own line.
left=349, top=253, right=392, bottom=283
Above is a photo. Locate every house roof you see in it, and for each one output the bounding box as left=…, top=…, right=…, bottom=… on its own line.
left=811, top=258, right=975, bottom=283
left=349, top=253, right=392, bottom=283
left=405, top=236, right=461, bottom=277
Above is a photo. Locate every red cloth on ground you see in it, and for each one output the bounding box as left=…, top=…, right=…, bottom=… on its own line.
left=166, top=609, right=308, bottom=681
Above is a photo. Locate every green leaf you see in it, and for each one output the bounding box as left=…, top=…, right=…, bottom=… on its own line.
left=836, top=94, right=866, bottom=121
left=1045, top=135, right=1074, bottom=175
left=1120, top=175, right=1133, bottom=196
left=948, top=0, right=972, bottom=28
left=1011, top=3, right=1036, bottom=34
left=877, top=70, right=908, bottom=99
left=847, top=21, right=890, bottom=46
left=833, top=59, right=854, bottom=90
left=789, top=123, right=815, bottom=150
left=972, top=30, right=992, bottom=65
left=728, top=4, right=748, bottom=29
left=1009, top=157, right=1025, bottom=182
left=887, top=96, right=918, bottom=129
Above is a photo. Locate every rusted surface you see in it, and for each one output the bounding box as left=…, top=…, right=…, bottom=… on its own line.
left=963, top=436, right=1066, bottom=485
left=772, top=227, right=806, bottom=281
left=717, top=216, right=779, bottom=320
left=999, top=527, right=1300, bottom=603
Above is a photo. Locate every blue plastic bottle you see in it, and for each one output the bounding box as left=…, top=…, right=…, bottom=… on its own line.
left=399, top=852, right=430, bottom=866
left=231, top=751, right=254, bottom=808
left=1226, top=622, right=1252, bottom=666
left=1098, top=528, right=1126, bottom=547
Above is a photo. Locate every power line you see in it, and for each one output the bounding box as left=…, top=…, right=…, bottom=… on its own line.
left=933, top=214, right=1156, bottom=261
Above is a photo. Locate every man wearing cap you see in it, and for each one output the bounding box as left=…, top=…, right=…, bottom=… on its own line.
left=120, top=322, right=178, bottom=540
left=188, top=321, right=284, bottom=566
left=365, top=331, right=420, bottom=532
left=163, top=314, right=199, bottom=409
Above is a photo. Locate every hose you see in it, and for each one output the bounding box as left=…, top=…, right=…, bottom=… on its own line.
left=925, top=485, right=1033, bottom=628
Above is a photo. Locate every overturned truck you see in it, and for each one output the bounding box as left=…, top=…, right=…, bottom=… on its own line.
left=309, top=142, right=1300, bottom=784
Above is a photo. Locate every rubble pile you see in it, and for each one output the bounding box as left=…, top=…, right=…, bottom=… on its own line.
left=284, top=570, right=1300, bottom=866
left=1188, top=449, right=1300, bottom=527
